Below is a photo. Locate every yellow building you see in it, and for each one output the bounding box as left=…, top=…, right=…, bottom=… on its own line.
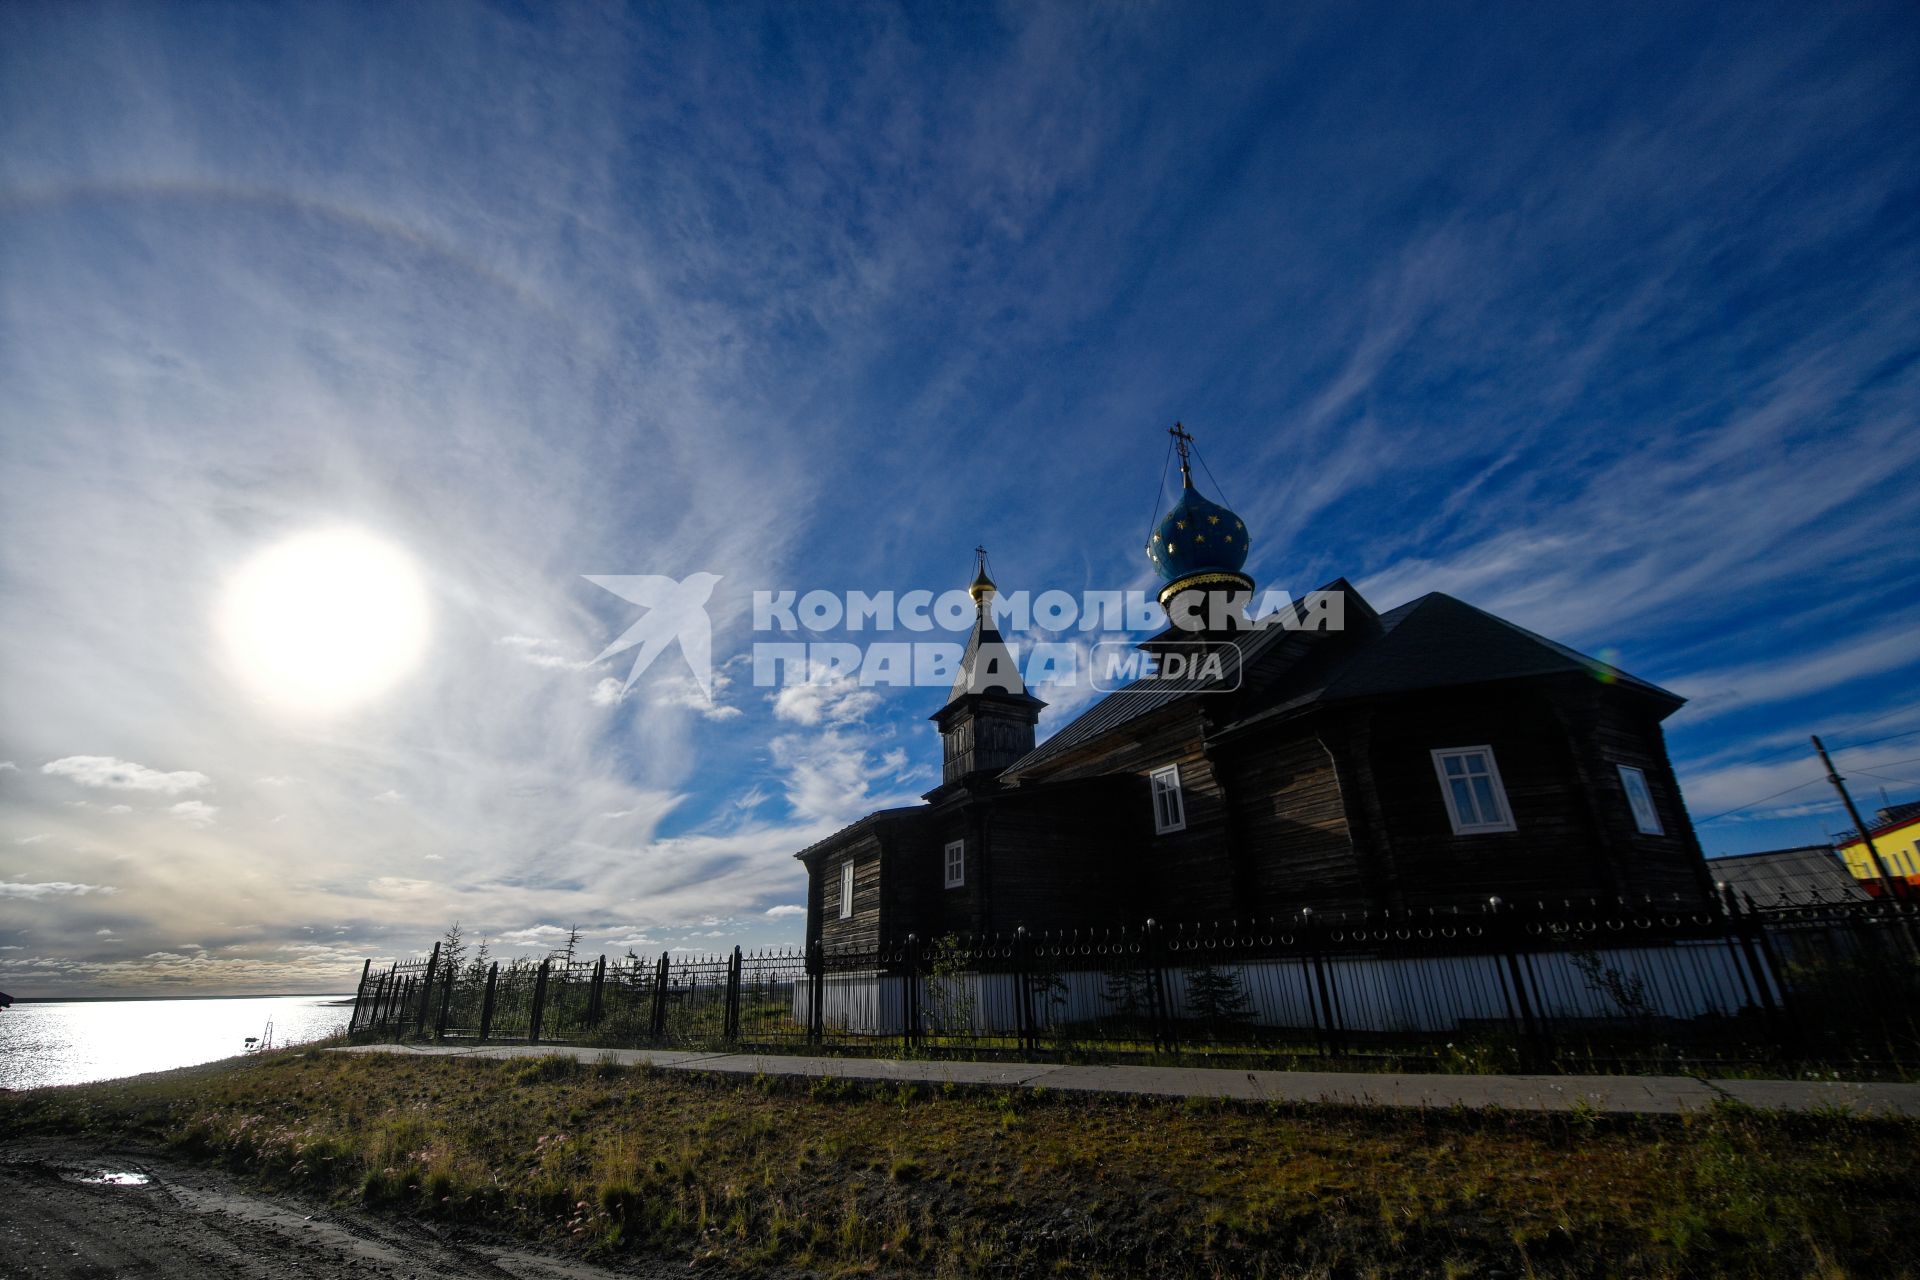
left=1838, top=804, right=1920, bottom=898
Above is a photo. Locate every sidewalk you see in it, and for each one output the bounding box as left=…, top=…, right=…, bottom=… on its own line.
left=334, top=1043, right=1920, bottom=1117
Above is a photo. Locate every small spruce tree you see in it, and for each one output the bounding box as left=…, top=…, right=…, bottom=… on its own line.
left=439, top=920, right=467, bottom=977
left=1184, top=965, right=1253, bottom=1039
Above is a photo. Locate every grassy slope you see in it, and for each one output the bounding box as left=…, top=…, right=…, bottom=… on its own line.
left=3, top=1049, right=1914, bottom=1278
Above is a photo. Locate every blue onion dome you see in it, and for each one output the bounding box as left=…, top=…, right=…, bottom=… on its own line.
left=1146, top=473, right=1253, bottom=608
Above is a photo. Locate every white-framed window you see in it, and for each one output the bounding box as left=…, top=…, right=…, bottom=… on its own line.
left=1617, top=764, right=1663, bottom=835
left=838, top=859, right=855, bottom=920
left=1431, top=746, right=1516, bottom=834
left=944, top=839, right=965, bottom=889
left=1150, top=763, right=1186, bottom=834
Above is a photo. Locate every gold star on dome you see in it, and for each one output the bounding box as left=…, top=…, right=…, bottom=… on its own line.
left=1166, top=543, right=1177, bottom=555
left=1223, top=534, right=1233, bottom=543
left=1235, top=520, right=1243, bottom=530
left=1208, top=515, right=1219, bottom=524
left=1195, top=534, right=1206, bottom=544
left=1175, top=520, right=1187, bottom=530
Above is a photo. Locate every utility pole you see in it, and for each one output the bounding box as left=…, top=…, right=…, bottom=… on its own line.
left=1813, top=735, right=1903, bottom=902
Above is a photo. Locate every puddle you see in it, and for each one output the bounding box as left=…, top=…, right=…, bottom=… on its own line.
left=63, top=1169, right=151, bottom=1187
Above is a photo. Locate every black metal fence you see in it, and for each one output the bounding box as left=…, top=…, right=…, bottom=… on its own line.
left=349, top=890, right=1920, bottom=1072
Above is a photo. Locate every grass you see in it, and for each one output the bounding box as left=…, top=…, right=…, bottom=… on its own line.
left=5, top=1047, right=1916, bottom=1277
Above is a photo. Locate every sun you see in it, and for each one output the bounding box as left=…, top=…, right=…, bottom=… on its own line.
left=219, top=528, right=430, bottom=714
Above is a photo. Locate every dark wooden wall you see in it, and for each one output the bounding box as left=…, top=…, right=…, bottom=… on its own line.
left=816, top=832, right=886, bottom=951
left=1216, top=733, right=1367, bottom=913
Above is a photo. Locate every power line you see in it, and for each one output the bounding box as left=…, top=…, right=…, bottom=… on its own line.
left=1693, top=775, right=1828, bottom=825
left=1837, top=725, right=1920, bottom=753
left=1852, top=770, right=1920, bottom=788
left=1683, top=729, right=1920, bottom=827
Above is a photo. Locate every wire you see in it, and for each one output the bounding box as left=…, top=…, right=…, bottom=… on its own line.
left=1850, top=770, right=1920, bottom=788
left=1837, top=725, right=1920, bottom=753
left=1191, top=440, right=1237, bottom=510
left=1141, top=431, right=1175, bottom=544
left=1695, top=751, right=1920, bottom=829
left=1692, top=776, right=1828, bottom=825
left=1853, top=754, right=1920, bottom=772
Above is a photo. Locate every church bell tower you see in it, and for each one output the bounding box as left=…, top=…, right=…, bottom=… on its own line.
left=929, top=549, right=1045, bottom=787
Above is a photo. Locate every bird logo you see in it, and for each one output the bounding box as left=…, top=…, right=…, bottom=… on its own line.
left=583, top=572, right=723, bottom=700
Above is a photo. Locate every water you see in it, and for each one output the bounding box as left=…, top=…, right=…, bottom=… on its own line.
left=0, top=994, right=354, bottom=1090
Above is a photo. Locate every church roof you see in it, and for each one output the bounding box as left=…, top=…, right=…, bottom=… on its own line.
left=939, top=595, right=1042, bottom=711
left=1322, top=593, right=1675, bottom=703
left=792, top=805, right=925, bottom=862
left=1001, top=585, right=1680, bottom=780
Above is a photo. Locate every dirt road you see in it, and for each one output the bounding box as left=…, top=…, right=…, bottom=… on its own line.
left=0, top=1138, right=669, bottom=1280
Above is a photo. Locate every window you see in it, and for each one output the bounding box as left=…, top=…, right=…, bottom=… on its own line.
left=1150, top=764, right=1186, bottom=834
left=838, top=860, right=855, bottom=919
left=1617, top=765, right=1663, bottom=835
left=944, top=840, right=965, bottom=888
left=1431, top=747, right=1515, bottom=834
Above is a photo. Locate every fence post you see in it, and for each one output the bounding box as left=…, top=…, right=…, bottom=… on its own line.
left=478, top=961, right=499, bottom=1041
left=1015, top=928, right=1037, bottom=1055
left=587, top=954, right=607, bottom=1029
left=807, top=940, right=825, bottom=1045
left=1720, top=885, right=1799, bottom=1059
left=1301, top=909, right=1340, bottom=1056
left=650, top=950, right=671, bottom=1040
left=724, top=946, right=743, bottom=1043
left=902, top=935, right=921, bottom=1053
left=435, top=962, right=455, bottom=1040
left=375, top=966, right=395, bottom=1029
left=528, top=958, right=550, bottom=1044
left=1490, top=898, right=1547, bottom=1067
left=414, top=941, right=441, bottom=1037
left=350, top=958, right=372, bottom=1032
left=1145, top=919, right=1179, bottom=1055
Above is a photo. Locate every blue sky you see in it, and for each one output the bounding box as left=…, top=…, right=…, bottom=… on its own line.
left=2, top=2, right=1918, bottom=994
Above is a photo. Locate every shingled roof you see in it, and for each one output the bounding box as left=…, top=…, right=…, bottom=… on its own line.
left=1708, top=845, right=1867, bottom=905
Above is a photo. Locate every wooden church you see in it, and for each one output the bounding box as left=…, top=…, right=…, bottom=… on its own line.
left=795, top=429, right=1713, bottom=950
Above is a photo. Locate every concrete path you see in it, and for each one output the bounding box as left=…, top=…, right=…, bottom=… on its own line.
left=333, top=1042, right=1920, bottom=1117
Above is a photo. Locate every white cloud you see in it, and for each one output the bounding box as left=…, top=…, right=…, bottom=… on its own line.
left=169, top=800, right=219, bottom=827
left=500, top=924, right=572, bottom=945
left=771, top=672, right=882, bottom=727
left=1669, top=617, right=1920, bottom=723
left=0, top=880, right=117, bottom=900
left=42, top=756, right=211, bottom=794
left=770, top=729, right=920, bottom=824
left=15, top=833, right=50, bottom=845
left=589, top=678, right=626, bottom=707
left=0, top=761, right=16, bottom=772
left=373, top=789, right=404, bottom=803
left=654, top=672, right=743, bottom=721
left=764, top=904, right=805, bottom=918
left=499, top=635, right=595, bottom=672
left=368, top=877, right=432, bottom=896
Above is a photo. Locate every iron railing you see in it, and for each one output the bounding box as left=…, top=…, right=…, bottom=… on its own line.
left=349, top=890, right=1920, bottom=1071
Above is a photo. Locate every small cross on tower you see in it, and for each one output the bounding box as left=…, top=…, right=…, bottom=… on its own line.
left=1169, top=421, right=1195, bottom=486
